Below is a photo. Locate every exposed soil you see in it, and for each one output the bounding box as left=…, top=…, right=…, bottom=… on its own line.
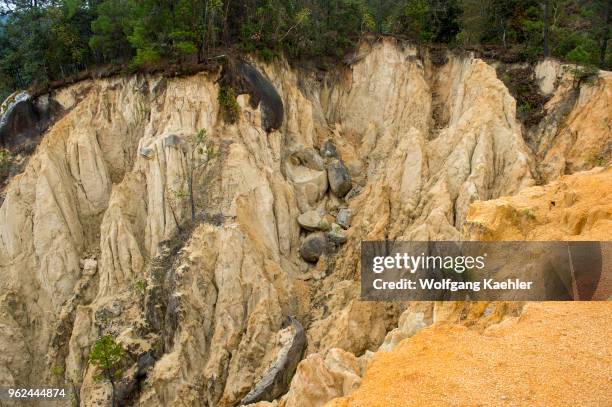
left=331, top=302, right=612, bottom=407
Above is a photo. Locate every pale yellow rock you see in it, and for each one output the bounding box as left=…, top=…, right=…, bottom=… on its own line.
left=377, top=311, right=426, bottom=352
left=281, top=348, right=361, bottom=407
left=535, top=58, right=564, bottom=95
left=246, top=402, right=278, bottom=407
left=534, top=69, right=612, bottom=181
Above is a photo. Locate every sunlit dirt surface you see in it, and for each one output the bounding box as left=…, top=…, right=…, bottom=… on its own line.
left=329, top=302, right=612, bottom=407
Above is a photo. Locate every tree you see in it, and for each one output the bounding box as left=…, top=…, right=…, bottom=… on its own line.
left=401, top=0, right=430, bottom=40
left=187, top=128, right=215, bottom=221
left=164, top=129, right=214, bottom=229
left=1, top=0, right=610, bottom=98
left=166, top=186, right=188, bottom=232
left=457, top=0, right=491, bottom=45
left=89, top=336, right=125, bottom=407
left=90, top=0, right=132, bottom=62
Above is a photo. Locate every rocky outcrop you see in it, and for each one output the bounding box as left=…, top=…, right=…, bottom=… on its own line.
left=376, top=310, right=427, bottom=352
left=236, top=61, right=285, bottom=132
left=531, top=61, right=612, bottom=182
left=0, top=91, right=61, bottom=148
left=240, top=317, right=306, bottom=405
left=279, top=348, right=362, bottom=407
left=285, top=147, right=328, bottom=212
left=0, top=38, right=609, bottom=407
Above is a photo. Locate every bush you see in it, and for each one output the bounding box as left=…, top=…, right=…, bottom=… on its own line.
left=570, top=64, right=599, bottom=89
left=218, top=85, right=240, bottom=123
left=498, top=66, right=548, bottom=127
left=587, top=153, right=607, bottom=168
left=134, top=279, right=146, bottom=295
left=89, top=336, right=125, bottom=383
left=258, top=47, right=279, bottom=62
left=521, top=208, right=536, bottom=220
left=0, top=149, right=13, bottom=183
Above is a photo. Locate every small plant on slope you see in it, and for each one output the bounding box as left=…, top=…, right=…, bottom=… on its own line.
left=89, top=336, right=125, bottom=407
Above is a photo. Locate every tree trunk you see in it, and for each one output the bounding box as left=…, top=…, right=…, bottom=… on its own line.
left=70, top=381, right=81, bottom=407
left=543, top=0, right=551, bottom=58
left=599, top=0, right=611, bottom=67
left=377, top=0, right=383, bottom=34
left=109, top=378, right=116, bottom=407
left=189, top=159, right=195, bottom=222
left=223, top=0, right=232, bottom=47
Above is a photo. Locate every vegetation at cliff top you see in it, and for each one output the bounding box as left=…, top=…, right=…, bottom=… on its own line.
left=0, top=0, right=610, bottom=100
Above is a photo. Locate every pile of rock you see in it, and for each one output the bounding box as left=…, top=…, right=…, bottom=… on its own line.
left=288, top=141, right=354, bottom=263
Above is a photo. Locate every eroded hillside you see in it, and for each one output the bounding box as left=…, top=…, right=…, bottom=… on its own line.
left=0, top=38, right=610, bottom=406
left=326, top=168, right=612, bottom=407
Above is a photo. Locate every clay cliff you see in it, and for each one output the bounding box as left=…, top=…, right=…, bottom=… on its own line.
left=0, top=38, right=610, bottom=406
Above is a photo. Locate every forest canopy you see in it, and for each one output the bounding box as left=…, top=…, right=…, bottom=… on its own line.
left=0, top=0, right=610, bottom=99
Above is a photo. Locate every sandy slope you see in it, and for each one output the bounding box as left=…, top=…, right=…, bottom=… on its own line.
left=329, top=301, right=612, bottom=407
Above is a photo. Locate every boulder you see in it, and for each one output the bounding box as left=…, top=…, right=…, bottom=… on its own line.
left=163, top=134, right=181, bottom=147
left=80, top=258, right=98, bottom=276
left=327, top=159, right=352, bottom=198
left=236, top=62, right=284, bottom=132
left=285, top=147, right=328, bottom=211
left=289, top=147, right=325, bottom=171
left=139, top=146, right=154, bottom=159
left=320, top=140, right=339, bottom=158
left=300, top=233, right=328, bottom=263
left=0, top=92, right=38, bottom=148
left=378, top=311, right=427, bottom=352
left=344, top=186, right=362, bottom=201
left=336, top=208, right=352, bottom=229
left=281, top=348, right=362, bottom=407
left=297, top=210, right=328, bottom=231
left=240, top=317, right=306, bottom=405
left=326, top=223, right=347, bottom=245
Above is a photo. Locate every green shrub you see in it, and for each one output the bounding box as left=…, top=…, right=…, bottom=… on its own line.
left=218, top=86, right=240, bottom=123
left=566, top=44, right=592, bottom=65
left=587, top=153, right=607, bottom=167
left=134, top=280, right=146, bottom=295
left=518, top=101, right=533, bottom=114
left=258, top=48, right=279, bottom=62
left=570, top=64, right=599, bottom=88
left=0, top=149, right=13, bottom=183
left=521, top=208, right=536, bottom=220
left=50, top=364, right=64, bottom=378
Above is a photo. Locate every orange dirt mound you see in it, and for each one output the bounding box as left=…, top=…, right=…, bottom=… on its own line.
left=328, top=302, right=612, bottom=407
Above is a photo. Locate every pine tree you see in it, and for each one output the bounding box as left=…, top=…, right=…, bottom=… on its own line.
left=89, top=336, right=125, bottom=407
